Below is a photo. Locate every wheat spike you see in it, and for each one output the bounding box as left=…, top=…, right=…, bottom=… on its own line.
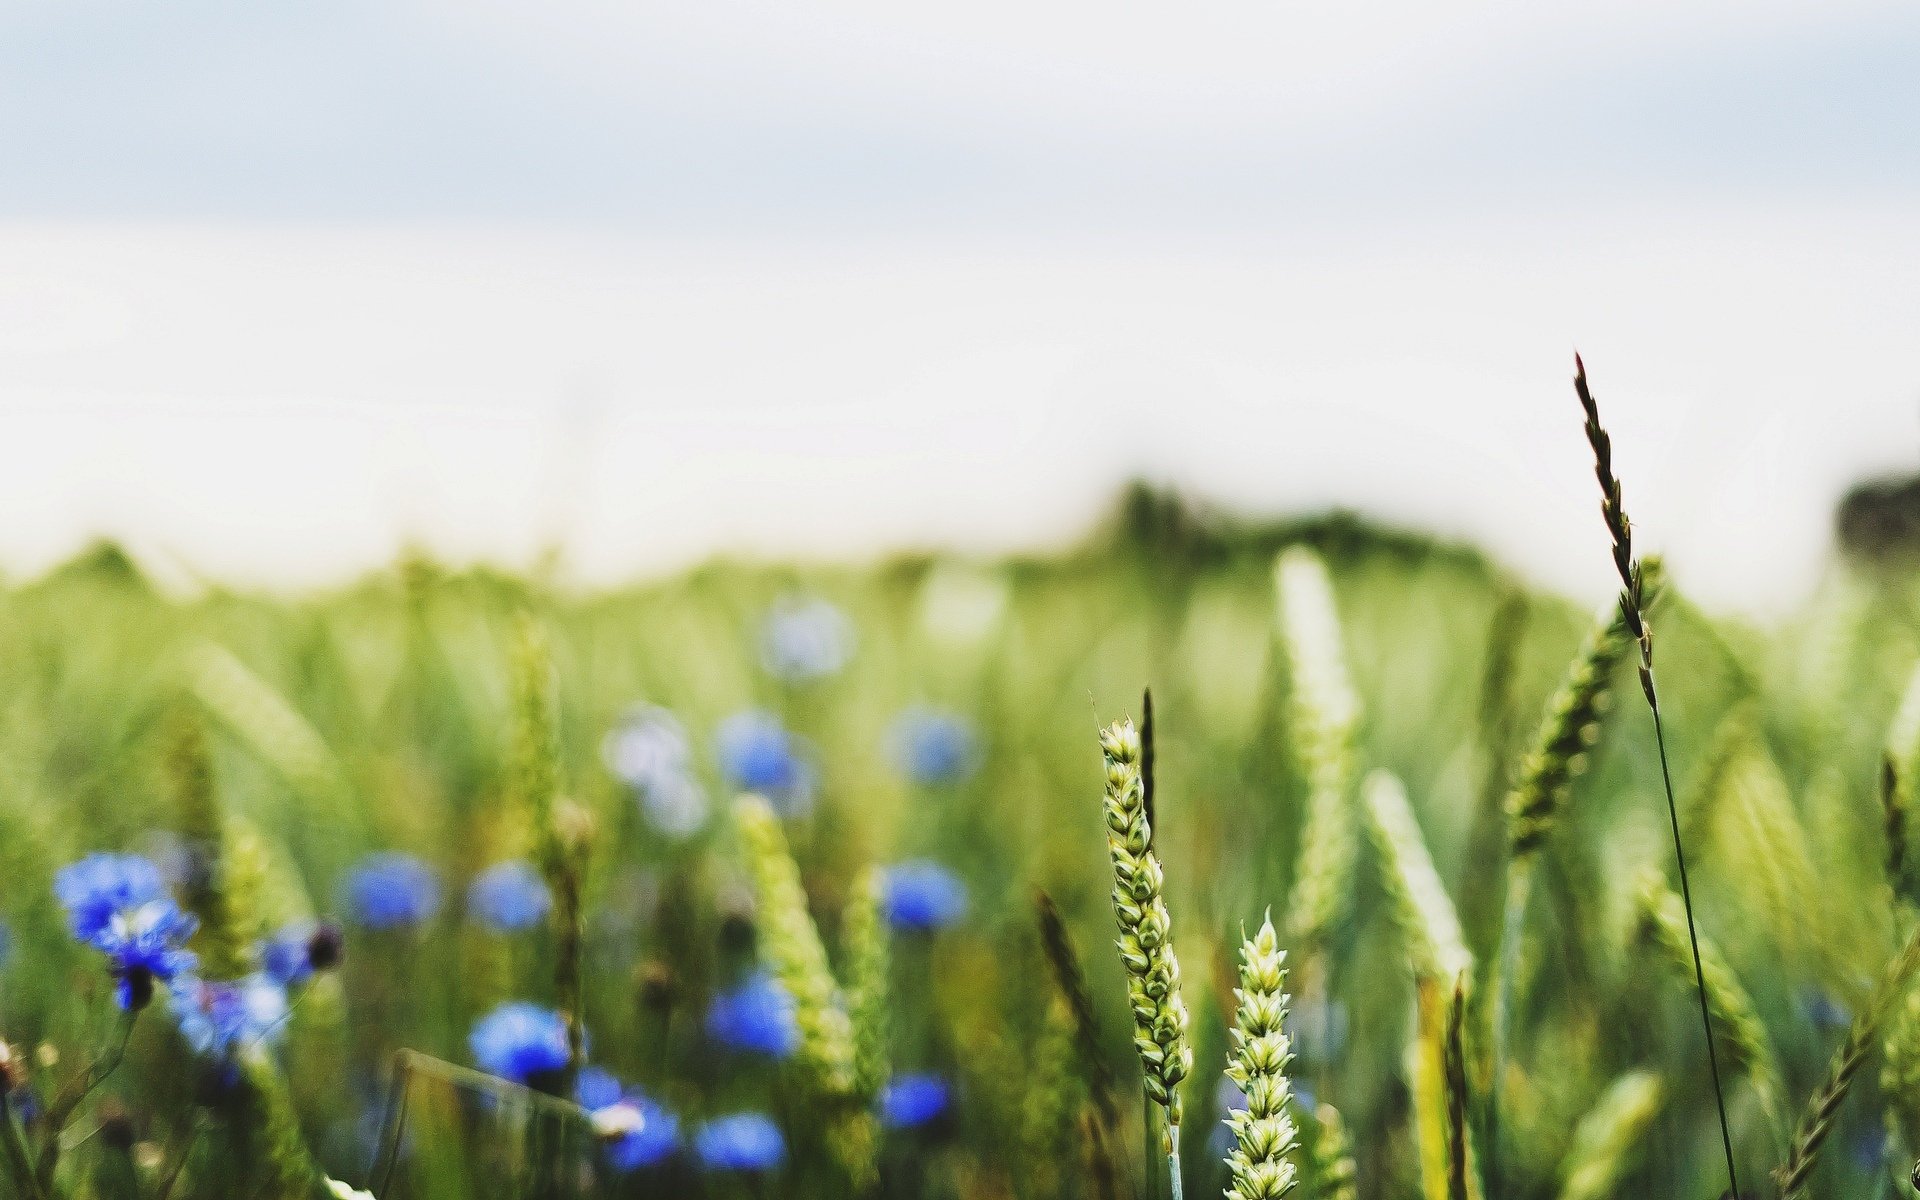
left=1099, top=717, right=1193, bottom=1184
left=1636, top=873, right=1781, bottom=1123
left=842, top=865, right=890, bottom=1104
left=1221, top=914, right=1299, bottom=1200
left=1275, top=548, right=1361, bottom=951
left=1776, top=924, right=1920, bottom=1198
left=1363, top=771, right=1471, bottom=984
left=1555, top=1071, right=1663, bottom=1200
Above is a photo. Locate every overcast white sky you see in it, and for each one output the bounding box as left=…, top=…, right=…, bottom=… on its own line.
left=0, top=2, right=1916, bottom=612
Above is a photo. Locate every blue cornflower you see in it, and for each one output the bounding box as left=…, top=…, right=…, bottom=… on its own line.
left=715, top=711, right=815, bottom=816
left=54, top=854, right=167, bottom=946
left=467, top=861, right=552, bottom=933
left=173, top=974, right=289, bottom=1060
left=882, top=861, right=968, bottom=932
left=258, top=920, right=344, bottom=988
left=343, top=854, right=440, bottom=930
left=759, top=597, right=853, bottom=682
left=85, top=898, right=200, bottom=1010
left=1800, top=987, right=1851, bottom=1032
left=704, top=971, right=799, bottom=1058
left=695, top=1112, right=786, bottom=1172
left=470, top=1002, right=573, bottom=1086
left=604, top=706, right=710, bottom=836
left=0, top=919, right=11, bottom=968
left=879, top=1073, right=952, bottom=1130
left=889, top=708, right=978, bottom=786
left=576, top=1068, right=679, bottom=1171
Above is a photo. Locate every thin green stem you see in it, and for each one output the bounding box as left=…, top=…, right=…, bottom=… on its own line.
left=1647, top=678, right=1741, bottom=1198
left=37, top=1008, right=137, bottom=1191
left=1166, top=1132, right=1184, bottom=1200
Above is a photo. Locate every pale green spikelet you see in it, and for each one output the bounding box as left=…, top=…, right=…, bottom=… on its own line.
left=1019, top=998, right=1081, bottom=1200
left=1776, top=924, right=1920, bottom=1198
left=167, top=705, right=254, bottom=980
left=1504, top=602, right=1634, bottom=859
left=1556, top=1070, right=1663, bottom=1200
left=1686, top=720, right=1819, bottom=962
left=1635, top=873, right=1781, bottom=1123
left=1098, top=718, right=1193, bottom=1147
left=1363, top=771, right=1472, bottom=984
left=1307, top=1104, right=1358, bottom=1200
left=1275, top=547, right=1361, bottom=951
left=842, top=865, right=890, bottom=1104
left=1221, top=914, right=1298, bottom=1200
left=733, top=795, right=876, bottom=1185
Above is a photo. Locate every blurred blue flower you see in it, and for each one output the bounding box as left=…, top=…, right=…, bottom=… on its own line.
left=882, top=861, right=968, bottom=931
left=0, top=919, right=11, bottom=968
left=173, top=974, right=288, bottom=1060
left=1853, top=1123, right=1889, bottom=1171
left=705, top=971, right=799, bottom=1058
left=879, top=1073, right=952, bottom=1130
left=467, top=861, right=552, bottom=933
left=760, top=597, right=853, bottom=682
left=470, top=1002, right=573, bottom=1086
left=260, top=924, right=314, bottom=988
left=604, top=705, right=710, bottom=836
left=54, top=854, right=167, bottom=946
left=696, top=1112, right=786, bottom=1172
left=1800, top=987, right=1851, bottom=1032
left=890, top=708, right=978, bottom=785
left=576, top=1068, right=680, bottom=1171
left=85, top=898, right=200, bottom=1010
left=343, top=854, right=440, bottom=930
left=716, top=711, right=815, bottom=816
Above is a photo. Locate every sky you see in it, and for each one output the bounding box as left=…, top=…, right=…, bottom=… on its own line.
left=0, top=2, right=1916, bottom=613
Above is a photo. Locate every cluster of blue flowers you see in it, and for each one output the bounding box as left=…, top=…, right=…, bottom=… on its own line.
left=173, top=974, right=289, bottom=1061
left=716, top=710, right=816, bottom=817
left=703, top=970, right=799, bottom=1058
left=467, top=860, right=551, bottom=933
left=882, top=860, right=969, bottom=931
left=343, top=853, right=441, bottom=930
left=54, top=854, right=199, bottom=1009
left=603, top=704, right=710, bottom=837
left=759, top=596, right=854, bottom=682
left=889, top=707, right=978, bottom=786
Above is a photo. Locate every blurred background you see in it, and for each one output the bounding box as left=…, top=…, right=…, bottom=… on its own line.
left=2, top=2, right=1918, bottom=613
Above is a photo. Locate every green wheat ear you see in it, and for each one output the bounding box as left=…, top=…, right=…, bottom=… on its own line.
left=733, top=795, right=877, bottom=1187
left=1306, top=1104, right=1358, bottom=1200
left=841, top=865, right=890, bottom=1105
left=1556, top=1070, right=1663, bottom=1200
left=1098, top=718, right=1192, bottom=1170
left=1635, top=872, right=1781, bottom=1124
left=1363, top=772, right=1471, bottom=984
left=1274, top=547, right=1361, bottom=953
left=1222, top=914, right=1298, bottom=1200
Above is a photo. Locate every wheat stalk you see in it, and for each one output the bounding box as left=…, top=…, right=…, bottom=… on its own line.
left=842, top=865, right=890, bottom=1105
left=1574, top=353, right=1739, bottom=1197
left=1099, top=717, right=1193, bottom=1198
left=1363, top=771, right=1471, bottom=984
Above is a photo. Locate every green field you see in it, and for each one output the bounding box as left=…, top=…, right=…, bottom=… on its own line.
left=2, top=484, right=1917, bottom=1200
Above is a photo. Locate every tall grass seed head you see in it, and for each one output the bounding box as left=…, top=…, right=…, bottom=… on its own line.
left=1222, top=914, right=1299, bottom=1200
